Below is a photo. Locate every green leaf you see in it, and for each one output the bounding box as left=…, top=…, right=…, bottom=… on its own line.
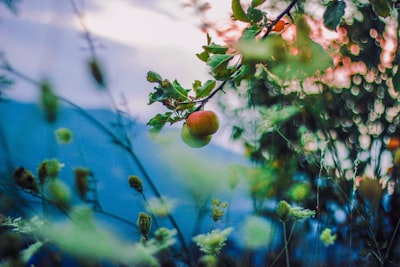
left=207, top=54, right=235, bottom=80
left=196, top=50, right=210, bottom=62
left=323, top=1, right=346, bottom=31
left=206, top=33, right=212, bottom=45
left=231, top=126, right=244, bottom=140
left=193, top=80, right=202, bottom=92
left=247, top=7, right=263, bottom=23
left=393, top=69, right=400, bottom=92
left=203, top=44, right=229, bottom=54
left=251, top=0, right=266, bottom=7
left=370, top=0, right=391, bottom=18
left=239, top=25, right=261, bottom=44
left=147, top=112, right=172, bottom=138
left=231, top=65, right=253, bottom=85
left=207, top=54, right=234, bottom=71
left=196, top=80, right=216, bottom=99
left=232, top=0, right=250, bottom=22
left=207, top=54, right=233, bottom=80
left=146, top=71, right=163, bottom=84
left=170, top=80, right=190, bottom=100
left=148, top=87, right=166, bottom=105
left=238, top=34, right=285, bottom=60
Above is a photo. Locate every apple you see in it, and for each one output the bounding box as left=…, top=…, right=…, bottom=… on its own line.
left=186, top=110, right=219, bottom=136
left=181, top=123, right=212, bottom=148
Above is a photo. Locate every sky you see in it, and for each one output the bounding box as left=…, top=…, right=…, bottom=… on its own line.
left=0, top=0, right=228, bottom=111
left=0, top=0, right=244, bottom=150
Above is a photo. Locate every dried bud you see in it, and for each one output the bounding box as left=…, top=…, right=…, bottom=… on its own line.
left=74, top=168, right=90, bottom=199
left=88, top=58, right=106, bottom=88
left=128, top=175, right=143, bottom=193
left=55, top=128, right=73, bottom=144
left=137, top=212, right=152, bottom=238
left=12, top=167, right=39, bottom=194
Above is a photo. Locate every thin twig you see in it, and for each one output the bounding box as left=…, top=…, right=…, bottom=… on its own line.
left=262, top=0, right=298, bottom=40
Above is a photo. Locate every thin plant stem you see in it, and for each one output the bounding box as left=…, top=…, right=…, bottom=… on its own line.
left=269, top=221, right=296, bottom=267
left=95, top=208, right=138, bottom=230
left=382, top=216, right=400, bottom=266
left=282, top=221, right=290, bottom=267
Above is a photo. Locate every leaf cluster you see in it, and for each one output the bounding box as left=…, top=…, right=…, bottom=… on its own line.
left=146, top=70, right=217, bottom=137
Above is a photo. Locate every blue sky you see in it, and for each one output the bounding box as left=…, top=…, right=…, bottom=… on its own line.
left=0, top=0, right=230, bottom=118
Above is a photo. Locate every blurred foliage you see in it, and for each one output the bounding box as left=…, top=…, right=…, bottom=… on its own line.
left=1, top=0, right=21, bottom=13
left=149, top=0, right=400, bottom=265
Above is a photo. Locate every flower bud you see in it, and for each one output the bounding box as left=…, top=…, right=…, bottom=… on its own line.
left=211, top=198, right=228, bottom=222
left=128, top=175, right=143, bottom=193
left=39, top=79, right=58, bottom=123
left=55, top=128, right=73, bottom=144
left=12, top=167, right=39, bottom=194
left=320, top=228, right=336, bottom=247
left=276, top=200, right=291, bottom=221
left=137, top=212, right=152, bottom=238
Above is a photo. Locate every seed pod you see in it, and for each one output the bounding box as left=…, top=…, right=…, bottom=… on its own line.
left=74, top=167, right=90, bottom=199
left=128, top=175, right=143, bottom=193
left=12, top=167, right=39, bottom=194
left=137, top=212, right=152, bottom=239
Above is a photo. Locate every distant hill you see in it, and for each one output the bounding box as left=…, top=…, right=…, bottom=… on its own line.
left=0, top=100, right=252, bottom=244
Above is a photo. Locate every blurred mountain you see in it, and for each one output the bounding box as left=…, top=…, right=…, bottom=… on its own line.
left=0, top=100, right=252, bottom=243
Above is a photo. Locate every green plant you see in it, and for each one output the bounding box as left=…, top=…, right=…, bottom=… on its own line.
left=1, top=0, right=400, bottom=266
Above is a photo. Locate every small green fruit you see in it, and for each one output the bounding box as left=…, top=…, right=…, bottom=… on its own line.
left=181, top=123, right=212, bottom=148
left=187, top=110, right=219, bottom=136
